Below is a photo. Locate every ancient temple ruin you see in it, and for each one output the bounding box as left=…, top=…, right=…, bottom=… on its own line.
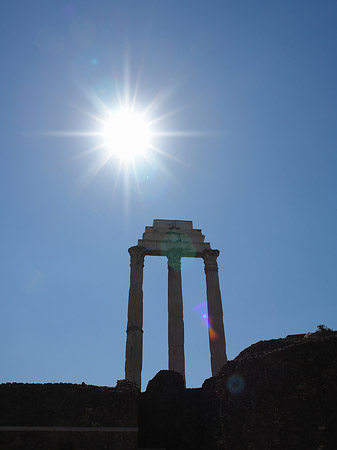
left=125, top=219, right=227, bottom=387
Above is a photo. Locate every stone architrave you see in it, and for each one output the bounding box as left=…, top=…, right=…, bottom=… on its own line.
left=125, top=246, right=146, bottom=388
left=202, top=249, right=227, bottom=376
left=167, top=248, right=185, bottom=380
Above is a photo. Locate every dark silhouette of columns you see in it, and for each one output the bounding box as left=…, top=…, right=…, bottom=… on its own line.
left=125, top=233, right=227, bottom=388
left=125, top=246, right=146, bottom=387
left=167, top=249, right=185, bottom=380
left=202, top=249, right=227, bottom=376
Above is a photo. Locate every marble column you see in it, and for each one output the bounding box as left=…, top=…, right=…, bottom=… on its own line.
left=125, top=245, right=146, bottom=388
left=167, top=249, right=185, bottom=380
left=202, top=249, right=227, bottom=376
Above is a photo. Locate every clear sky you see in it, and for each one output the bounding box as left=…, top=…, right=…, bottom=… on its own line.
left=1, top=0, right=336, bottom=391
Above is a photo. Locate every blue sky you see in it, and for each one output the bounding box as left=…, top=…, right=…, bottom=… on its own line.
left=1, top=1, right=336, bottom=390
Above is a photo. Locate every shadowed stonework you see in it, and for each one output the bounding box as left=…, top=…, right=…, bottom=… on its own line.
left=139, top=332, right=337, bottom=450
left=1, top=332, right=336, bottom=449
left=125, top=219, right=227, bottom=388
left=0, top=381, right=138, bottom=450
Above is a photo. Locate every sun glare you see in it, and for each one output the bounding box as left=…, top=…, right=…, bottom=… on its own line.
left=43, top=63, right=203, bottom=194
left=103, top=109, right=150, bottom=161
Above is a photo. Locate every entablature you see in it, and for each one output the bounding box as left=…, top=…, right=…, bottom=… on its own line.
left=138, top=219, right=212, bottom=257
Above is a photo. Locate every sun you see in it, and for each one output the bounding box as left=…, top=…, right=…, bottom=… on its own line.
left=42, top=68, right=203, bottom=189
left=103, top=109, right=151, bottom=161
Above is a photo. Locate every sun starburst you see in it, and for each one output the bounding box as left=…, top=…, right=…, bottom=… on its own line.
left=102, top=108, right=151, bottom=161
left=37, top=61, right=208, bottom=201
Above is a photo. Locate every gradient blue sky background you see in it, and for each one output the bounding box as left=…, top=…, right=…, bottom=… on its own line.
left=1, top=1, right=336, bottom=390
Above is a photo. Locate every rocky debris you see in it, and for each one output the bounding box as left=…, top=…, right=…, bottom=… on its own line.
left=145, top=369, right=185, bottom=397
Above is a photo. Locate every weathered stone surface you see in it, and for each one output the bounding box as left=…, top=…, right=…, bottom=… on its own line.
left=167, top=250, right=185, bottom=379
left=145, top=369, right=185, bottom=397
left=202, top=248, right=227, bottom=375
left=138, top=219, right=211, bottom=257
left=125, top=220, right=227, bottom=388
left=139, top=332, right=337, bottom=450
left=0, top=381, right=138, bottom=450
left=139, top=370, right=203, bottom=450
left=4, top=333, right=335, bottom=449
left=125, top=245, right=146, bottom=388
left=201, top=331, right=337, bottom=450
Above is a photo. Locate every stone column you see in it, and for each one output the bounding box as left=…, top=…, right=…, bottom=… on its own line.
left=167, top=249, right=185, bottom=380
left=202, top=249, right=227, bottom=376
left=125, top=245, right=146, bottom=388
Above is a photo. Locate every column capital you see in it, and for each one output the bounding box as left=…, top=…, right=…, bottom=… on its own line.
left=167, top=248, right=183, bottom=271
left=202, top=249, right=220, bottom=272
left=128, top=246, right=146, bottom=267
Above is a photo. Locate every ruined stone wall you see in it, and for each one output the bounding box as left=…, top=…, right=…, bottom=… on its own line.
left=139, top=370, right=204, bottom=450
left=2, top=333, right=336, bottom=450
left=0, top=380, right=138, bottom=450
left=139, top=332, right=337, bottom=450
left=202, top=332, right=337, bottom=450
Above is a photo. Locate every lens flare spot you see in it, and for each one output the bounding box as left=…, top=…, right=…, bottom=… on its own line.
left=209, top=328, right=218, bottom=340
left=192, top=302, right=207, bottom=311
left=192, top=302, right=218, bottom=338
left=227, top=375, right=245, bottom=394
